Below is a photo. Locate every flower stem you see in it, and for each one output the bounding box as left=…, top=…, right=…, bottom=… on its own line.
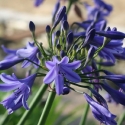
left=118, top=111, right=125, bottom=125
left=79, top=102, right=90, bottom=125
left=17, top=84, right=48, bottom=125
left=1, top=112, right=10, bottom=125
left=37, top=84, right=56, bottom=125
left=66, top=0, right=73, bottom=14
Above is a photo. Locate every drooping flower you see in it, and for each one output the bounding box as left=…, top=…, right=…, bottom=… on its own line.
left=84, top=93, right=117, bottom=125
left=0, top=73, right=37, bottom=114
left=0, top=45, right=23, bottom=70
left=16, top=42, right=40, bottom=68
left=43, top=56, right=81, bottom=95
left=101, top=82, right=125, bottom=106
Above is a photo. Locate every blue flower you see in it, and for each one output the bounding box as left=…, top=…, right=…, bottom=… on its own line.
left=0, top=73, right=36, bottom=114
left=93, top=0, right=113, bottom=15
left=84, top=93, right=117, bottom=125
left=16, top=42, right=40, bottom=68
left=0, top=45, right=23, bottom=70
left=101, top=82, right=125, bottom=106
left=43, top=56, right=81, bottom=95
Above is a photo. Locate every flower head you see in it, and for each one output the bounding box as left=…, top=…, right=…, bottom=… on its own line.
left=0, top=73, right=36, bottom=114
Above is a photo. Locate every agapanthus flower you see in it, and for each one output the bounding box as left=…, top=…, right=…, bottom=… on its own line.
left=0, top=45, right=23, bottom=70
left=16, top=42, right=40, bottom=68
left=93, top=0, right=113, bottom=15
left=43, top=56, right=81, bottom=95
left=101, top=82, right=125, bottom=106
left=0, top=73, right=36, bottom=114
left=84, top=93, right=117, bottom=125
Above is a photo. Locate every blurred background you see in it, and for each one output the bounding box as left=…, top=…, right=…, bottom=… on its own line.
left=0, top=0, right=125, bottom=125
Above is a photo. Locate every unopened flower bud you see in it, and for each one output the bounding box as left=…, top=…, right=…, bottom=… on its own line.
left=56, top=44, right=61, bottom=50
left=62, top=87, right=70, bottom=95
left=29, top=21, right=35, bottom=32
left=55, top=30, right=60, bottom=37
left=60, top=50, right=66, bottom=58
left=53, top=6, right=66, bottom=29
left=62, top=20, right=69, bottom=31
left=46, top=25, right=51, bottom=33
left=112, top=27, right=117, bottom=31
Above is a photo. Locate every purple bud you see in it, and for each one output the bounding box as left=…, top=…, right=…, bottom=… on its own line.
left=105, top=27, right=111, bottom=31
left=60, top=50, right=66, bottom=58
left=86, top=21, right=95, bottom=34
left=52, top=0, right=60, bottom=18
left=96, top=30, right=125, bottom=39
left=56, top=44, right=61, bottom=50
left=67, top=32, right=73, bottom=45
left=62, top=20, right=69, bottom=31
left=62, top=87, right=70, bottom=95
left=61, top=14, right=67, bottom=22
left=29, top=21, right=35, bottom=32
left=83, top=28, right=95, bottom=47
left=112, top=27, right=117, bottom=31
left=53, top=6, right=66, bottom=29
left=55, top=30, right=60, bottom=37
left=46, top=25, right=51, bottom=33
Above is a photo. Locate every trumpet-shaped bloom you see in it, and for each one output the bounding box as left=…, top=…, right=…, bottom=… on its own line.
left=84, top=93, right=117, bottom=125
left=0, top=73, right=36, bottom=114
left=0, top=45, right=23, bottom=70
left=101, top=82, right=125, bottom=106
left=16, top=42, right=40, bottom=68
left=43, top=56, right=81, bottom=95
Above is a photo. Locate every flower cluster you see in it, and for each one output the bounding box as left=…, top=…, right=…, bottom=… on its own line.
left=0, top=0, right=125, bottom=124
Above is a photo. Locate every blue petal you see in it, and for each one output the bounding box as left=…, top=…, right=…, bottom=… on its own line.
left=63, top=60, right=81, bottom=69
left=45, top=61, right=55, bottom=70
left=0, top=57, right=23, bottom=70
left=0, top=82, right=21, bottom=92
left=1, top=45, right=17, bottom=54
left=16, top=49, right=32, bottom=58
left=55, top=74, right=64, bottom=95
left=21, top=60, right=31, bottom=68
left=52, top=56, right=59, bottom=63
left=60, top=66, right=81, bottom=82
left=0, top=73, right=19, bottom=83
left=43, top=67, right=56, bottom=84
left=60, top=56, right=69, bottom=64
left=22, top=91, right=29, bottom=110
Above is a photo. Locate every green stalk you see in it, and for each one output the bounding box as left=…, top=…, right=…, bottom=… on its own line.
left=66, top=0, right=73, bottom=14
left=79, top=102, right=90, bottom=125
left=118, top=111, right=125, bottom=125
left=17, top=84, right=48, bottom=125
left=1, top=112, right=10, bottom=125
left=37, top=84, right=56, bottom=125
